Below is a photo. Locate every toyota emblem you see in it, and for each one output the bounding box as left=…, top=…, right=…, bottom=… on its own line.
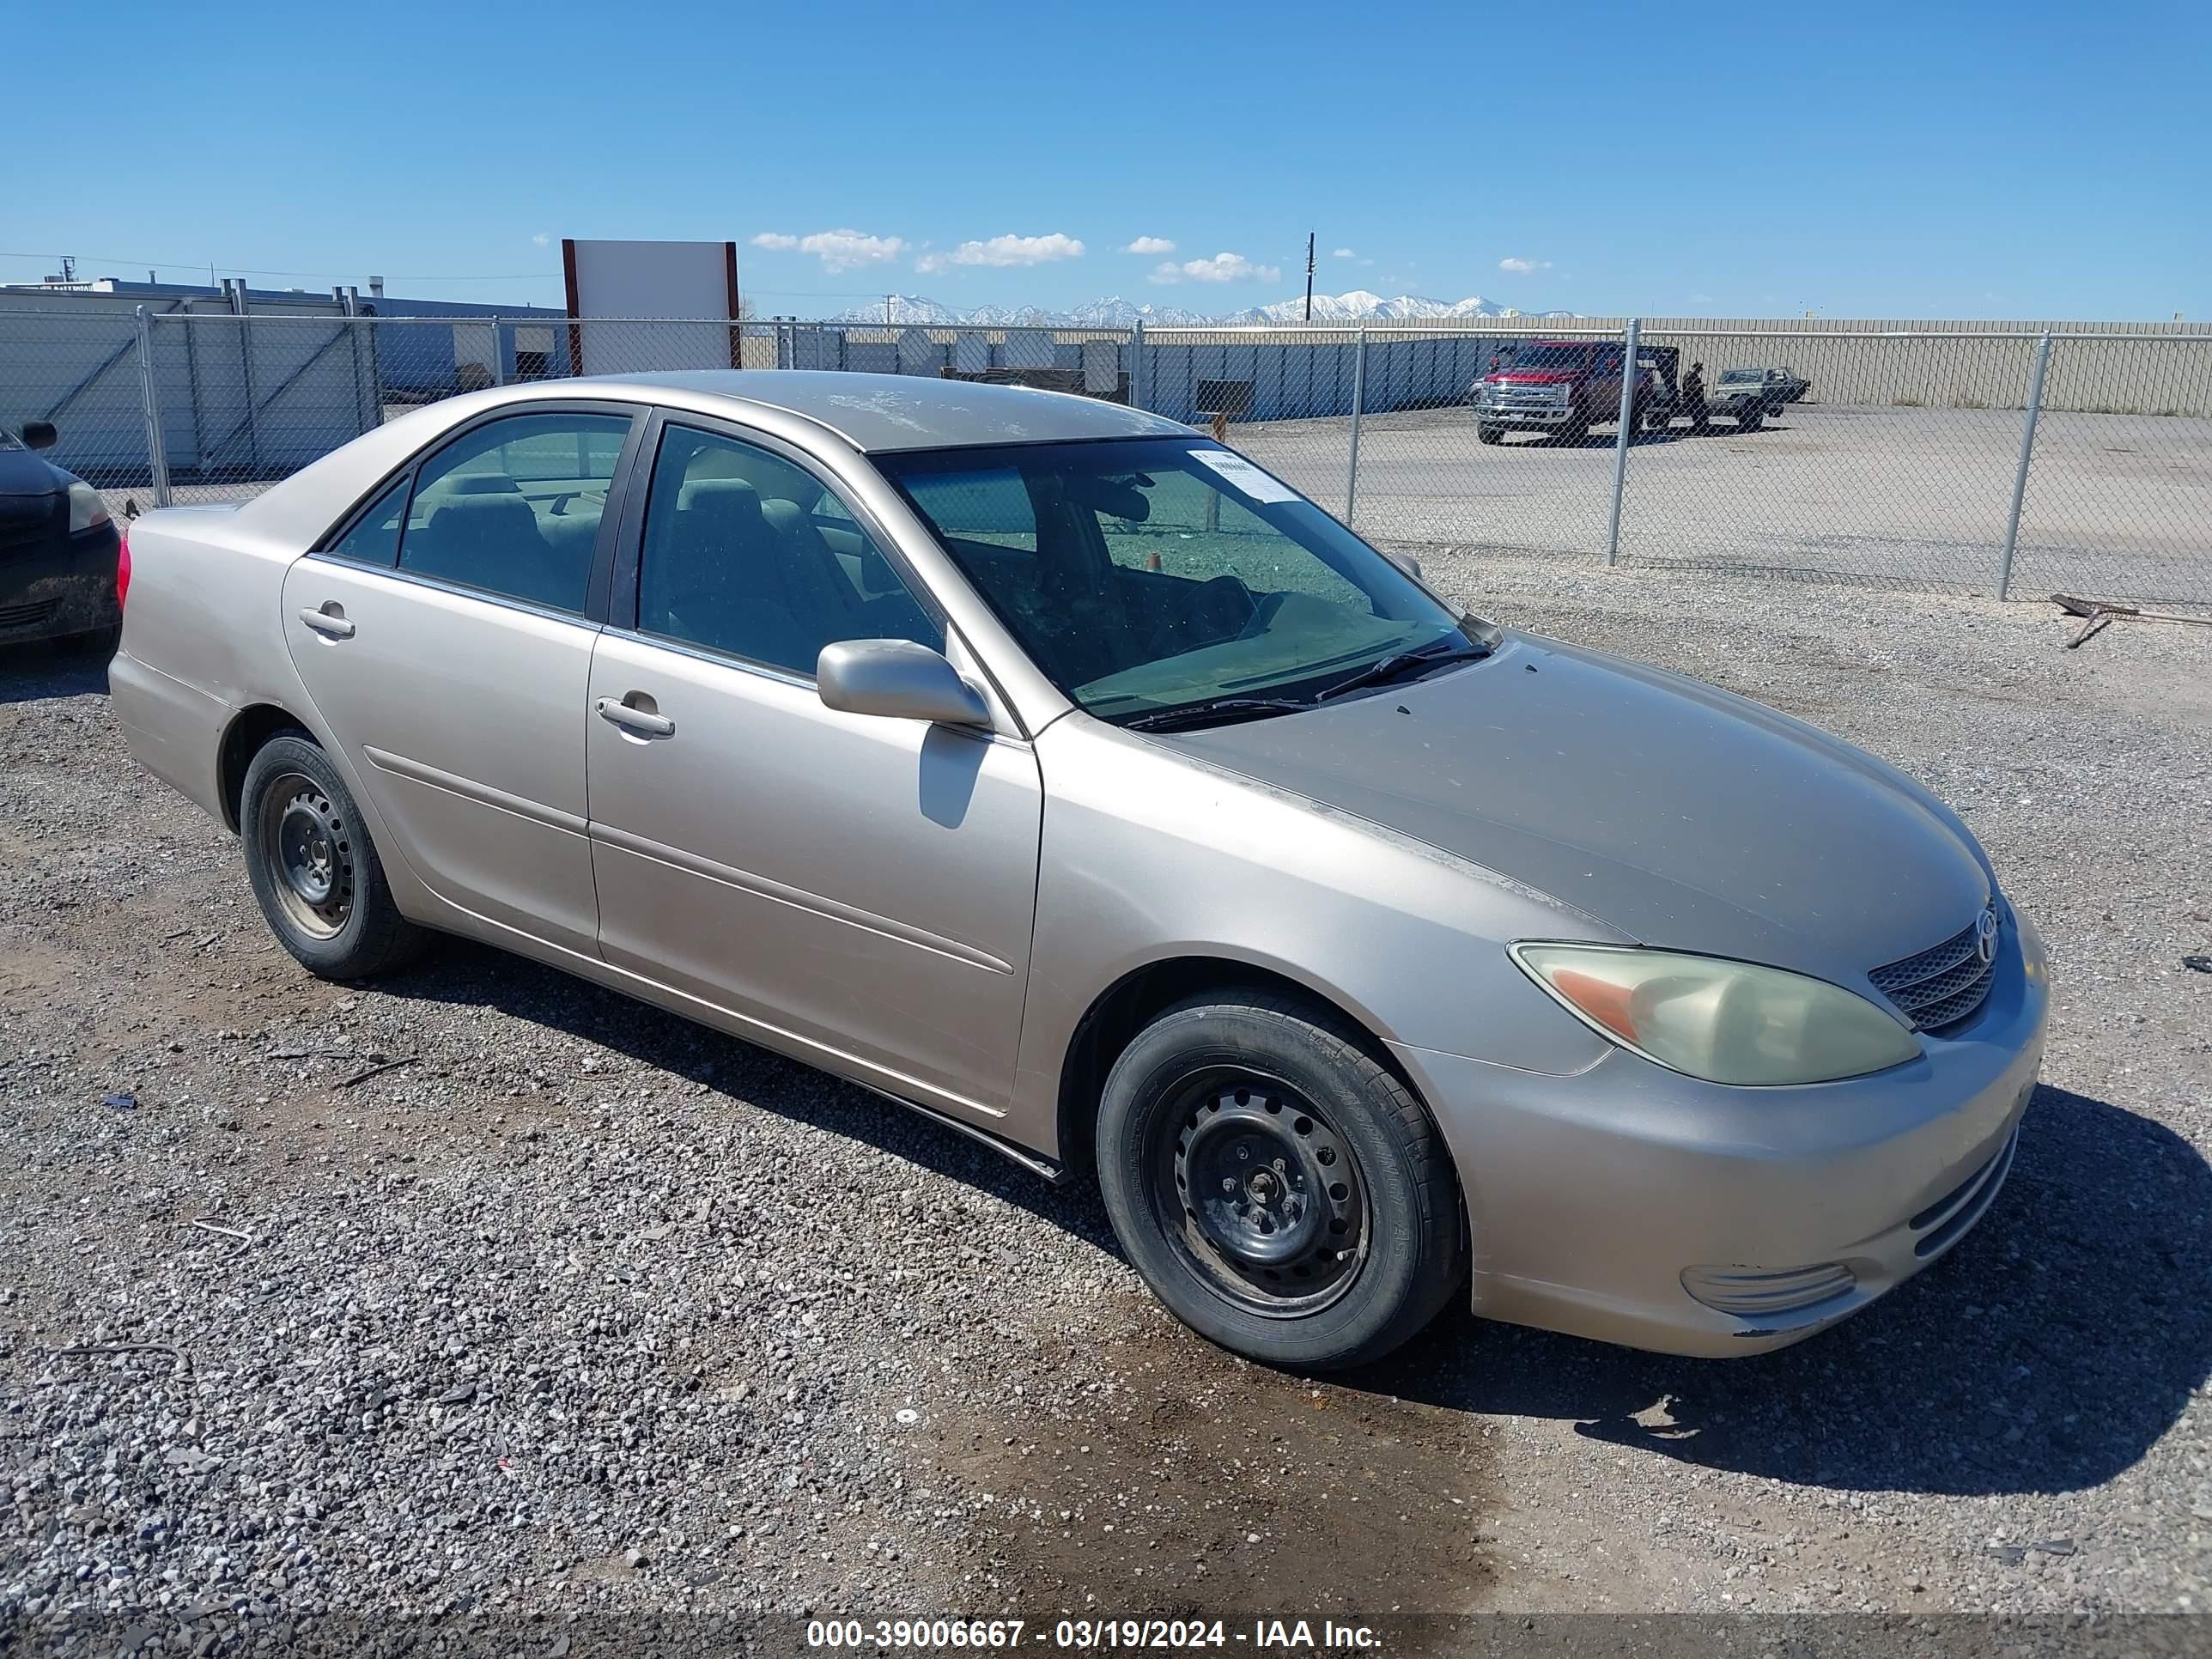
left=1975, top=907, right=2000, bottom=967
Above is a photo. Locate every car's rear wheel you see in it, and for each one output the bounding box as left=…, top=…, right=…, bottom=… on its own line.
left=240, top=734, right=426, bottom=980
left=1095, top=992, right=1464, bottom=1370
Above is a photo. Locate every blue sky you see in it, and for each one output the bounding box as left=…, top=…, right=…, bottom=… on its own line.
left=11, top=0, right=2208, bottom=319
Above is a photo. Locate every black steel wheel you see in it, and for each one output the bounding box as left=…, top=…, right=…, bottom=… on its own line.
left=1096, top=991, right=1464, bottom=1370
left=1158, top=1070, right=1368, bottom=1316
left=240, top=733, right=426, bottom=979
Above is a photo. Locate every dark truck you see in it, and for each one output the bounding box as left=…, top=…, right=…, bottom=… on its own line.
left=1469, top=340, right=1654, bottom=445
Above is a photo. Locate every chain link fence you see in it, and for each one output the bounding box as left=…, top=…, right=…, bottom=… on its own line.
left=3, top=306, right=2205, bottom=604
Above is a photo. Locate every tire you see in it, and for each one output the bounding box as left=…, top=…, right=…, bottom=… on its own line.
left=1095, top=991, right=1465, bottom=1370
left=240, top=733, right=427, bottom=980
left=1477, top=423, right=1504, bottom=445
left=1738, top=407, right=1764, bottom=432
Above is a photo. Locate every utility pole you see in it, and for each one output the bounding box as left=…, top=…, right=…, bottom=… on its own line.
left=1304, top=232, right=1316, bottom=322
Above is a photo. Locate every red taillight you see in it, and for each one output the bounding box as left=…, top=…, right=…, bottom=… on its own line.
left=117, top=528, right=132, bottom=611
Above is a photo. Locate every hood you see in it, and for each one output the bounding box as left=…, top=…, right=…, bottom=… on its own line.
left=1159, top=633, right=1991, bottom=988
left=1488, top=370, right=1580, bottom=386
left=0, top=447, right=68, bottom=499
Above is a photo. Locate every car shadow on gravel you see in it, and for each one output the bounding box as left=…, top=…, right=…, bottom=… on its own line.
left=375, top=939, right=1126, bottom=1251
left=1357, top=1085, right=2212, bottom=1497
left=0, top=647, right=108, bottom=705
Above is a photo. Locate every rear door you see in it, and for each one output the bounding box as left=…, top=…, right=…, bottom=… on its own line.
left=282, top=403, right=645, bottom=956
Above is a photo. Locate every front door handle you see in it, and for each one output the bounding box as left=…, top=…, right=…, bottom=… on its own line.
left=597, top=696, right=675, bottom=738
left=298, top=605, right=355, bottom=640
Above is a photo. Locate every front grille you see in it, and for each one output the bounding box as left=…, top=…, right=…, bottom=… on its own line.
left=1480, top=386, right=1568, bottom=412
left=1871, top=904, right=1999, bottom=1031
left=0, top=596, right=62, bottom=630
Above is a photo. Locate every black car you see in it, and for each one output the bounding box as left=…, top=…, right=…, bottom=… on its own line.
left=2, top=421, right=125, bottom=653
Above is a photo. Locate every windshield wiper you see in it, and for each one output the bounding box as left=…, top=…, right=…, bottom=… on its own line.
left=1118, top=696, right=1312, bottom=733
left=1312, top=635, right=1492, bottom=703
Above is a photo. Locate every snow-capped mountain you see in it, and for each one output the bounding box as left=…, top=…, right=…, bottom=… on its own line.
left=826, top=291, right=1564, bottom=326
left=1224, top=290, right=1516, bottom=324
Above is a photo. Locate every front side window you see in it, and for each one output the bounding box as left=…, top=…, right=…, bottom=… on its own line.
left=635, top=425, right=941, bottom=677
left=881, top=438, right=1477, bottom=724
left=396, top=411, right=631, bottom=612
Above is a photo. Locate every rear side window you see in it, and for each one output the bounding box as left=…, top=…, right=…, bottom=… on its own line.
left=395, top=411, right=631, bottom=613
left=326, top=477, right=408, bottom=568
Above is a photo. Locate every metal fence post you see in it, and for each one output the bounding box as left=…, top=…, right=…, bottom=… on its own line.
left=1346, top=326, right=1368, bottom=526
left=1606, top=318, right=1640, bottom=566
left=1997, top=331, right=2053, bottom=600
left=1130, top=319, right=1145, bottom=410
left=489, top=317, right=506, bottom=386
left=134, top=306, right=172, bottom=508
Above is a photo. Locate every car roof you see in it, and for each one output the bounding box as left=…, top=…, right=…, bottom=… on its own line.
left=585, top=370, right=1195, bottom=453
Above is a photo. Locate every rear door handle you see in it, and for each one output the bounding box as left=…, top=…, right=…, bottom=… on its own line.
left=597, top=696, right=675, bottom=738
left=298, top=606, right=355, bottom=639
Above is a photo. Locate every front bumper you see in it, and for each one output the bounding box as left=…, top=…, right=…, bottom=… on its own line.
left=1474, top=404, right=1573, bottom=427
left=0, top=521, right=122, bottom=645
left=1389, top=908, right=2049, bottom=1357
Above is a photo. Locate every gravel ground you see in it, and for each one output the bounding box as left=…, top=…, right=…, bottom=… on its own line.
left=3, top=557, right=2209, bottom=1651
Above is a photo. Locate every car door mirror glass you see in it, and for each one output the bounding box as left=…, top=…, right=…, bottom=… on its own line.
left=817, top=639, right=991, bottom=727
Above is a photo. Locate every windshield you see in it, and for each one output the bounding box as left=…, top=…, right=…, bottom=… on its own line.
left=0, top=431, right=21, bottom=452
left=1719, top=368, right=1764, bottom=384
left=878, top=438, right=1475, bottom=724
left=1499, top=344, right=1589, bottom=372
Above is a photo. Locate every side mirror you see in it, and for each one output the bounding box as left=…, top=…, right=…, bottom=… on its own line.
left=1384, top=550, right=1424, bottom=581
left=817, top=639, right=991, bottom=728
left=21, top=421, right=57, bottom=452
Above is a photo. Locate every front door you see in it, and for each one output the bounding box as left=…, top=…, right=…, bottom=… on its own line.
left=282, top=405, right=641, bottom=956
left=585, top=417, right=1042, bottom=1120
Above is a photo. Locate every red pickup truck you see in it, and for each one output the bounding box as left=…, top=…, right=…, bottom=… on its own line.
left=1469, top=341, right=1651, bottom=445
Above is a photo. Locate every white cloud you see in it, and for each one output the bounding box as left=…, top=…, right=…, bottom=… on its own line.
left=1332, top=246, right=1356, bottom=258
left=750, top=228, right=908, bottom=273
left=915, top=232, right=1085, bottom=273
left=532, top=233, right=550, bottom=247
left=1151, top=251, right=1283, bottom=286
left=1123, top=235, right=1176, bottom=255
left=1498, top=257, right=1553, bottom=275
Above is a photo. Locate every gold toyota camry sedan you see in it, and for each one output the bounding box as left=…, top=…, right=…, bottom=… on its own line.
left=110, top=373, right=2045, bottom=1370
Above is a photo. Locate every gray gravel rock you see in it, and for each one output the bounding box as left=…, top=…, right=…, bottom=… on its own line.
left=1, top=556, right=2207, bottom=1636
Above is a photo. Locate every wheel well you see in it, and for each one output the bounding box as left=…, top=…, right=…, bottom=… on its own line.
left=1055, top=957, right=1413, bottom=1176
left=218, top=705, right=313, bottom=832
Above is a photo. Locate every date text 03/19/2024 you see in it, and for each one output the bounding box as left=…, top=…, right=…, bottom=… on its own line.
left=805, top=1618, right=1383, bottom=1650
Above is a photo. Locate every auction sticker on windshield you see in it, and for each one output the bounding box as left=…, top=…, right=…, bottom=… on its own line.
left=1188, top=448, right=1298, bottom=503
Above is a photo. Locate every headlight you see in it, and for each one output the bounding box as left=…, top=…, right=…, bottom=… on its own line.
left=1510, top=943, right=1921, bottom=1086
left=67, top=480, right=111, bottom=535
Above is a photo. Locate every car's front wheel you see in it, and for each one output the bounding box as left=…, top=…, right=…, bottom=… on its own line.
left=1096, top=993, right=1465, bottom=1370
left=240, top=733, right=426, bottom=980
